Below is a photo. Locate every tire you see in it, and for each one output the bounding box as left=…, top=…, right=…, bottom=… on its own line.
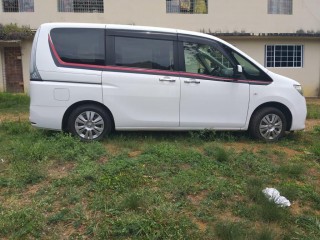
left=249, top=107, right=287, bottom=142
left=68, top=104, right=112, bottom=141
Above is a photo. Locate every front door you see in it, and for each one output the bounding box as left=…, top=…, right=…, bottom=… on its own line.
left=4, top=47, right=24, bottom=93
left=180, top=41, right=250, bottom=129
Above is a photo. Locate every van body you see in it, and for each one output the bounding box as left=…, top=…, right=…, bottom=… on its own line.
left=30, top=23, right=307, bottom=141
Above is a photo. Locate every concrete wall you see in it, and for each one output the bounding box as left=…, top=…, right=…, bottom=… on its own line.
left=0, top=0, right=319, bottom=33
left=0, top=0, right=319, bottom=96
left=225, top=37, right=320, bottom=97
left=21, top=40, right=32, bottom=93
left=0, top=48, right=3, bottom=91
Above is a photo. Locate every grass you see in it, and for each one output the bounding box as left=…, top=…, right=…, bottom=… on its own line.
left=0, top=93, right=320, bottom=239
left=307, top=103, right=320, bottom=119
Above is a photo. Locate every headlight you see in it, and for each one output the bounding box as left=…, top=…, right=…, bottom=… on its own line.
left=294, top=84, right=303, bottom=96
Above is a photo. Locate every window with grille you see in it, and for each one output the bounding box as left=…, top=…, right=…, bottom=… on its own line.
left=265, top=45, right=303, bottom=68
left=268, top=0, right=292, bottom=14
left=2, top=0, right=34, bottom=12
left=166, top=0, right=208, bottom=14
left=58, top=0, right=104, bottom=13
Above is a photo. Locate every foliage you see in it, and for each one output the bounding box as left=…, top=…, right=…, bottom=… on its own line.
left=0, top=23, right=34, bottom=40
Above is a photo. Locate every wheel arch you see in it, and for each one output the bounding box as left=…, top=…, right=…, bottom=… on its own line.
left=62, top=101, right=115, bottom=132
left=249, top=102, right=292, bottom=131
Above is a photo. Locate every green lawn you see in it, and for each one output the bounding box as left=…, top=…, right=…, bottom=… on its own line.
left=0, top=93, right=320, bottom=239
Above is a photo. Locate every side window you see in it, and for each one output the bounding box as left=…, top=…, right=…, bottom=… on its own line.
left=50, top=28, right=105, bottom=65
left=183, top=42, right=235, bottom=78
left=114, top=37, right=174, bottom=71
left=231, top=51, right=271, bottom=81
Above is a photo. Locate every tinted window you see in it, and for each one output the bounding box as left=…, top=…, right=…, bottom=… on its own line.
left=50, top=28, right=105, bottom=65
left=114, top=37, right=174, bottom=71
left=183, top=42, right=235, bottom=78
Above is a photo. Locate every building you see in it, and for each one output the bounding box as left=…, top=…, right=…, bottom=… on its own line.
left=0, top=0, right=319, bottom=96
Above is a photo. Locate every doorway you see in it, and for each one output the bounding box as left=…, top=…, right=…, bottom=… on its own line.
left=4, top=47, right=24, bottom=93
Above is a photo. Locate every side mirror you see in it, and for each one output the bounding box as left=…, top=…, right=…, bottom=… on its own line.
left=237, top=65, right=243, bottom=73
left=234, top=65, right=243, bottom=78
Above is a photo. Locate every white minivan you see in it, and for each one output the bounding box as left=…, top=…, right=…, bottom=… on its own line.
left=29, top=23, right=307, bottom=141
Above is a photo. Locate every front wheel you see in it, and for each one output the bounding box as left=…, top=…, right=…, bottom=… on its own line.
left=249, top=107, right=287, bottom=142
left=68, top=104, right=112, bottom=141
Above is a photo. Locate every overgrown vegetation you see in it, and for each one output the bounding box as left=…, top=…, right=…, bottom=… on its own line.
left=0, top=93, right=320, bottom=239
left=0, top=23, right=34, bottom=40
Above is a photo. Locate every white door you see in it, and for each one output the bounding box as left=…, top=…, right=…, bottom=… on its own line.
left=102, top=35, right=180, bottom=129
left=102, top=71, right=179, bottom=128
left=180, top=41, right=250, bottom=129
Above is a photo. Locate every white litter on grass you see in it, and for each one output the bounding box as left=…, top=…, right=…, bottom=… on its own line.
left=262, top=188, right=291, bottom=207
left=0, top=159, right=4, bottom=163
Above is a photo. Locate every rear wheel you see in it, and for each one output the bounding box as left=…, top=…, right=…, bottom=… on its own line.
left=68, top=104, right=111, bottom=141
left=249, top=107, right=287, bottom=142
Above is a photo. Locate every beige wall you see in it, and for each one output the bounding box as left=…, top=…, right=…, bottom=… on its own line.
left=225, top=37, right=320, bottom=97
left=0, top=48, right=3, bottom=91
left=21, top=40, right=32, bottom=93
left=0, top=0, right=319, bottom=34
left=0, top=0, right=319, bottom=96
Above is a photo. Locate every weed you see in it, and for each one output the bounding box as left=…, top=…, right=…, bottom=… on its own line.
left=48, top=208, right=70, bottom=224
left=215, top=221, right=248, bottom=240
left=256, top=228, right=275, bottom=240
left=0, top=120, right=32, bottom=135
left=296, top=216, right=320, bottom=238
left=0, top=207, right=44, bottom=238
left=246, top=177, right=265, bottom=202
left=314, top=125, right=320, bottom=133
left=307, top=104, right=320, bottom=119
left=204, top=144, right=230, bottom=163
left=260, top=198, right=289, bottom=222
left=189, top=129, right=216, bottom=141
left=10, top=160, right=44, bottom=185
left=0, top=93, right=29, bottom=112
left=278, top=163, right=306, bottom=179
left=98, top=158, right=145, bottom=192
left=279, top=182, right=302, bottom=201
left=311, top=142, right=320, bottom=160
left=120, top=193, right=145, bottom=211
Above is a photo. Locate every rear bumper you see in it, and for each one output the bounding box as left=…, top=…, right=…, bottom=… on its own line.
left=30, top=105, right=66, bottom=130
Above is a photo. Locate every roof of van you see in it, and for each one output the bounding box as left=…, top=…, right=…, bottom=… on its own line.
left=41, top=22, right=221, bottom=42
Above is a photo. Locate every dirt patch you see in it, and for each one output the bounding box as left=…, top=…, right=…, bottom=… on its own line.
left=187, top=191, right=208, bottom=206
left=305, top=119, right=320, bottom=131
left=47, top=162, right=75, bottom=179
left=180, top=164, right=191, bottom=170
left=0, top=113, right=29, bottom=123
left=191, top=216, right=207, bottom=232
left=128, top=150, right=142, bottom=158
left=218, top=211, right=242, bottom=223
left=98, top=156, right=109, bottom=164
left=105, top=144, right=120, bottom=155
left=306, top=98, right=320, bottom=105
left=290, top=200, right=320, bottom=216
left=224, top=142, right=300, bottom=158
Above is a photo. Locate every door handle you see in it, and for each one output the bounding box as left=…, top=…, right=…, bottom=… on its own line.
left=159, top=77, right=176, bottom=82
left=184, top=79, right=200, bottom=84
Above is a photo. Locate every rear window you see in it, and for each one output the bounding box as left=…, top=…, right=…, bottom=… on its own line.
left=114, top=36, right=174, bottom=71
left=50, top=28, right=105, bottom=65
